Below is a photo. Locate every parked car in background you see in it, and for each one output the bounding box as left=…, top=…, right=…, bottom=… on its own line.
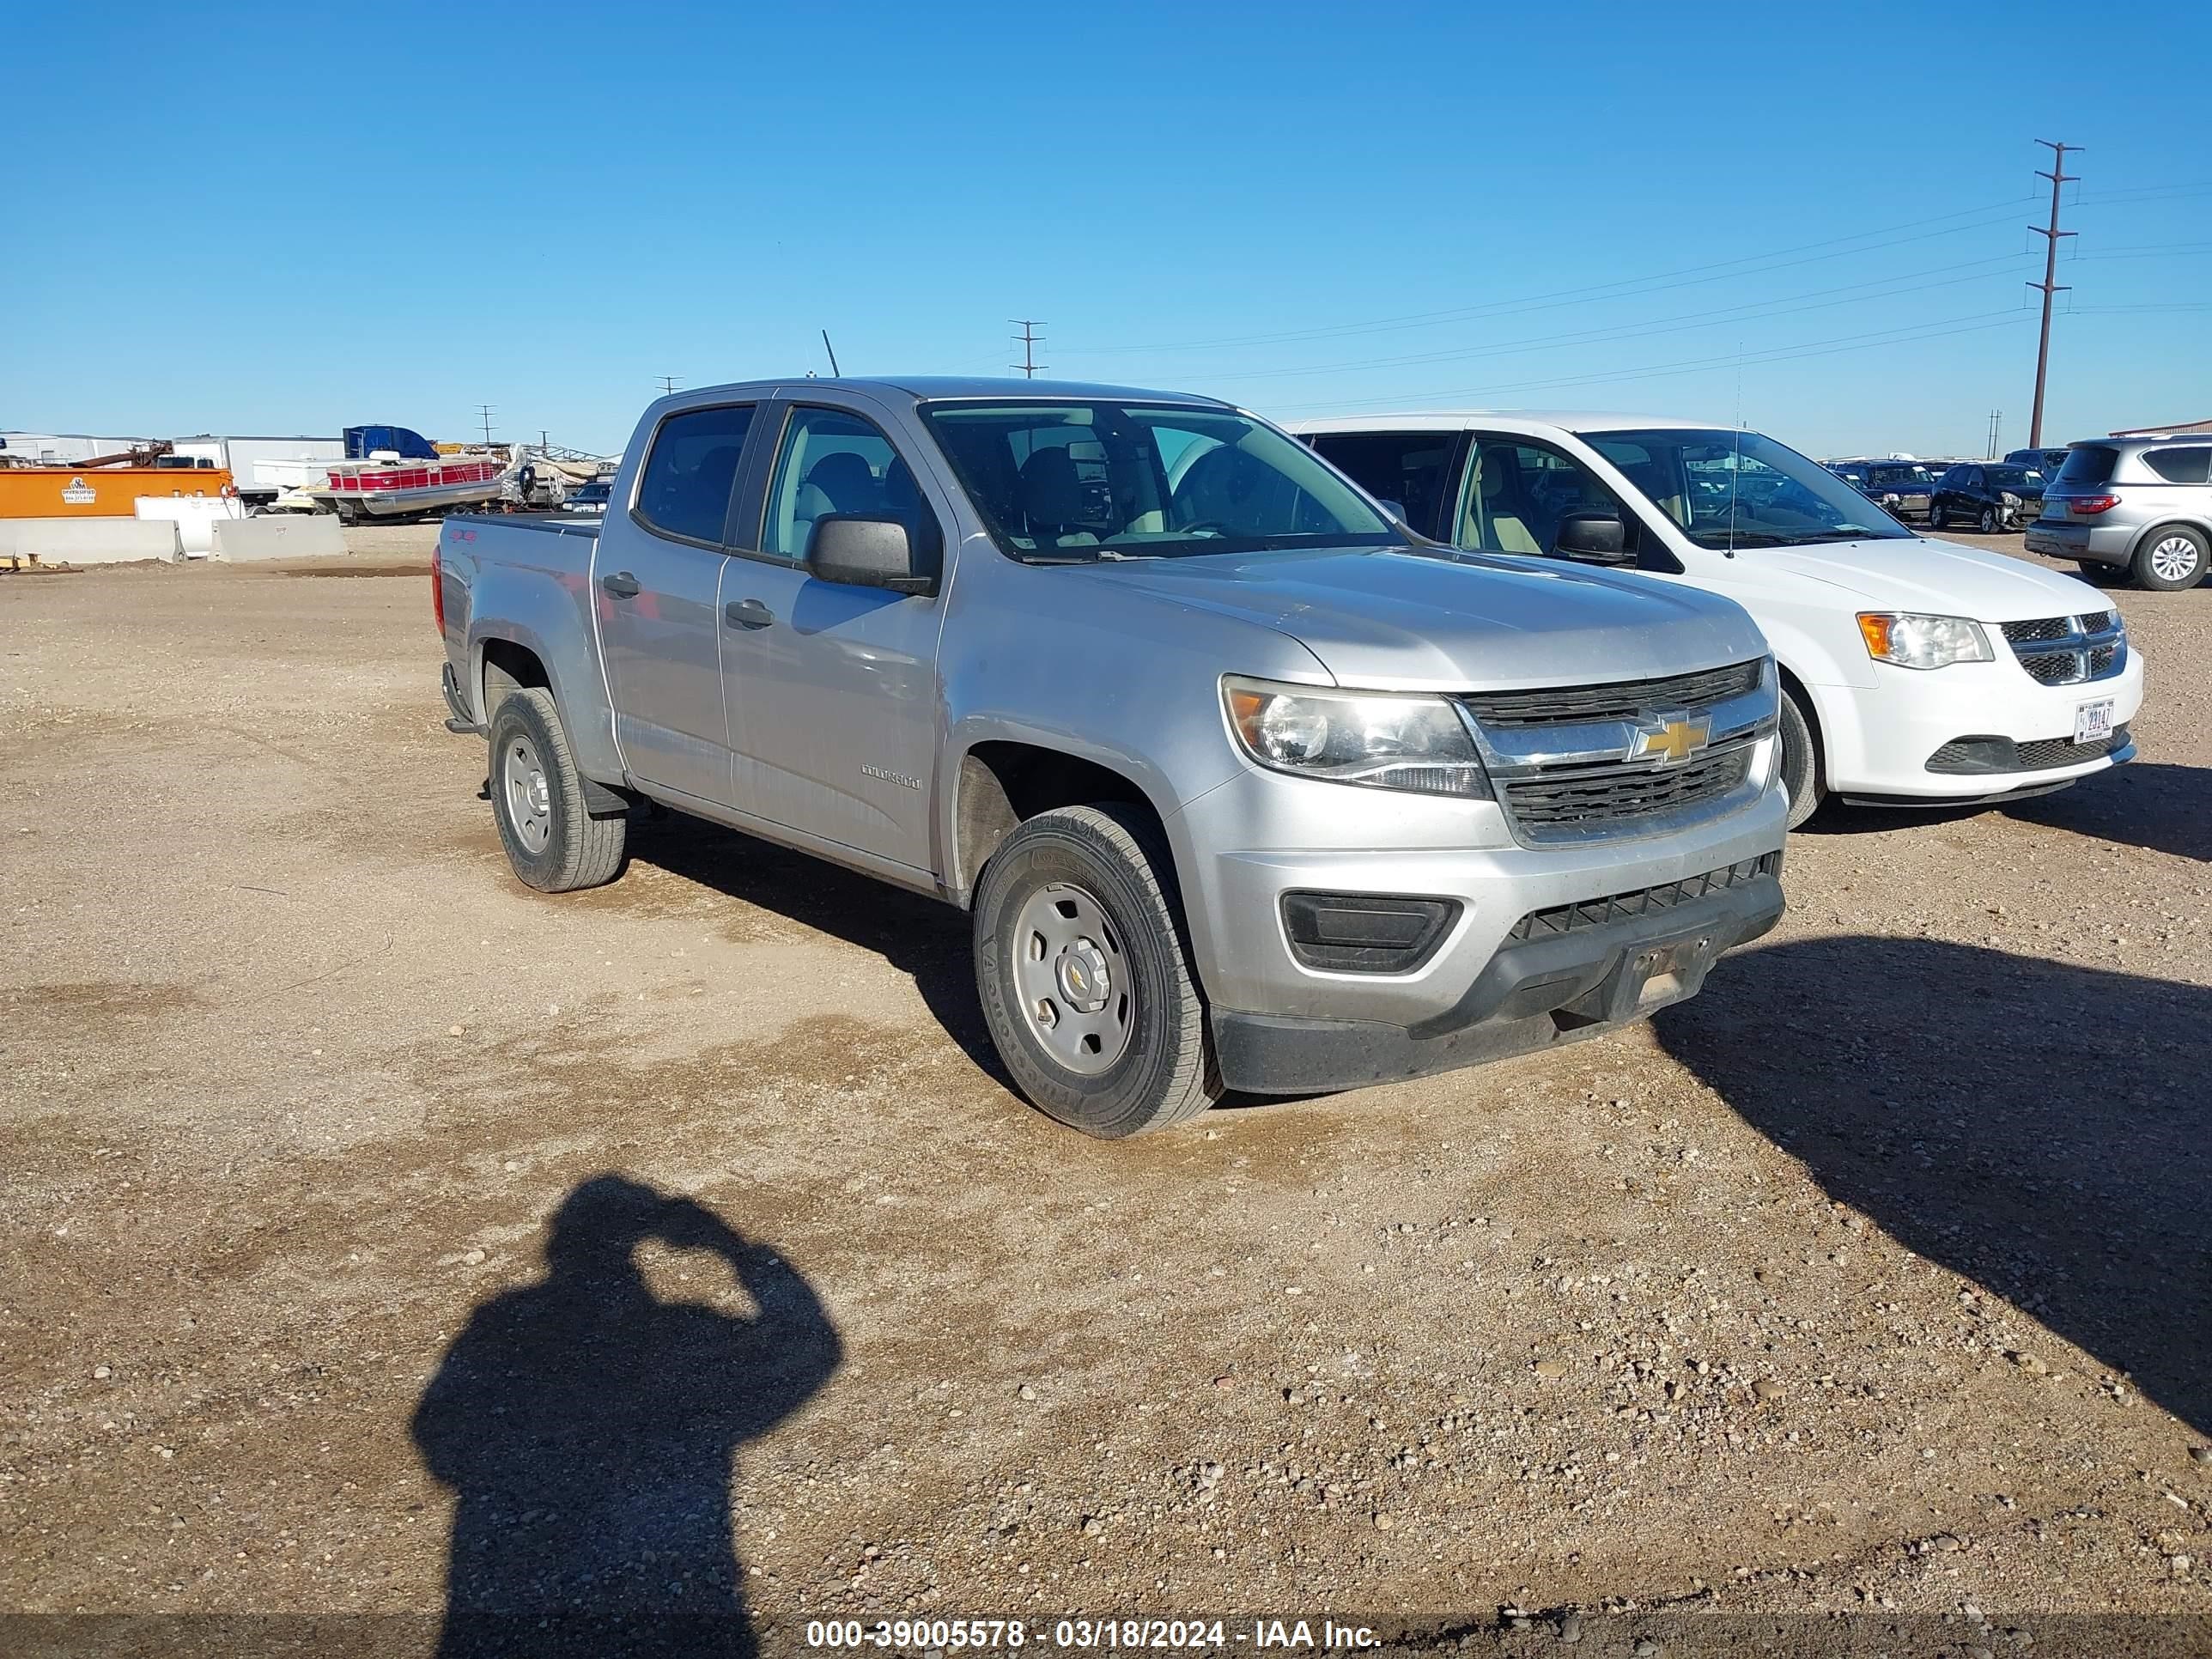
left=2005, top=447, right=2071, bottom=475
left=1929, top=462, right=2047, bottom=532
left=1296, top=413, right=2141, bottom=829
left=437, top=378, right=1790, bottom=1138
left=2026, top=436, right=2212, bottom=590
left=1827, top=458, right=1936, bottom=521
left=564, top=476, right=613, bottom=514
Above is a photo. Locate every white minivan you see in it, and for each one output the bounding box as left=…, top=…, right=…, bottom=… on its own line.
left=1292, top=414, right=2144, bottom=826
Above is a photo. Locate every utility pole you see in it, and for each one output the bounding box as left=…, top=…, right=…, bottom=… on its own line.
left=477, top=404, right=496, bottom=448
left=1986, top=410, right=2002, bottom=459
left=658, top=376, right=679, bottom=398
left=1010, top=319, right=1046, bottom=379
left=2027, top=140, right=2080, bottom=448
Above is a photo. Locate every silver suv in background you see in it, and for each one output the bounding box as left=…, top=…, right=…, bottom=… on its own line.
left=2027, top=436, right=2212, bottom=591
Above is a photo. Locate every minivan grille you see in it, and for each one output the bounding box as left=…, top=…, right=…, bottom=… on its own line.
left=1455, top=659, right=1764, bottom=727
left=1501, top=746, right=1753, bottom=832
left=2000, top=611, right=2124, bottom=687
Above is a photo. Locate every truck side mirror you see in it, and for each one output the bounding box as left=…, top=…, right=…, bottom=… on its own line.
left=806, top=514, right=935, bottom=595
left=1553, top=511, right=1630, bottom=564
left=1376, top=497, right=1407, bottom=524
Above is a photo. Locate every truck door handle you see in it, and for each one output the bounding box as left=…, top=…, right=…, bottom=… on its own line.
left=725, top=598, right=775, bottom=629
left=600, top=571, right=641, bottom=600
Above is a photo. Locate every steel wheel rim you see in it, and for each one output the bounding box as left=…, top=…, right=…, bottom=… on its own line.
left=2150, top=536, right=2201, bottom=583
left=1012, top=881, right=1133, bottom=1076
left=503, top=734, right=552, bottom=854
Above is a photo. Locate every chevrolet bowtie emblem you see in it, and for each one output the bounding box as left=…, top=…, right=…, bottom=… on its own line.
left=1633, top=714, right=1711, bottom=763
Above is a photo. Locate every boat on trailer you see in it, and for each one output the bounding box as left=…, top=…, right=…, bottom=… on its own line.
left=313, top=453, right=513, bottom=521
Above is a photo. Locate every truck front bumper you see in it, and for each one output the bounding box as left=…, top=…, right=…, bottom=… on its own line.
left=1211, top=864, right=1782, bottom=1093
left=1169, top=767, right=1789, bottom=1095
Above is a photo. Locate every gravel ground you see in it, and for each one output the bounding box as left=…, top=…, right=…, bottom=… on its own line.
left=1, top=530, right=2206, bottom=1657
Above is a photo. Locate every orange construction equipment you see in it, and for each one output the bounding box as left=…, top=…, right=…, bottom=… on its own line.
left=0, top=466, right=237, bottom=519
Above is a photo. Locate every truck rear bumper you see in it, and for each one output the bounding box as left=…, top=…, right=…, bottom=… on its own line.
left=1210, top=869, right=1783, bottom=1094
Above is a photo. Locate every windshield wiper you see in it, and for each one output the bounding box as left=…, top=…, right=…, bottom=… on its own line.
left=1017, top=547, right=1158, bottom=564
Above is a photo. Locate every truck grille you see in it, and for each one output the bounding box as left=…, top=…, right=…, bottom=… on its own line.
left=1501, top=745, right=1753, bottom=833
left=2000, top=611, right=2124, bottom=687
left=1507, top=853, right=1782, bottom=942
left=1456, top=659, right=1764, bottom=727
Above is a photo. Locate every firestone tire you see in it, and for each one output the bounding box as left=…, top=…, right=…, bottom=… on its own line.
left=488, top=688, right=627, bottom=893
left=1779, top=690, right=1823, bottom=830
left=973, top=804, right=1222, bottom=1139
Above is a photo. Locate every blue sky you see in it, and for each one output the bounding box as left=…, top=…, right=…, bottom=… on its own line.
left=4, top=1, right=2206, bottom=459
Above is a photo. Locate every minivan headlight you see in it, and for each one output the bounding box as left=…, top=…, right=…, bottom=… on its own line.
left=1223, top=677, right=1492, bottom=798
left=1856, top=612, right=1993, bottom=670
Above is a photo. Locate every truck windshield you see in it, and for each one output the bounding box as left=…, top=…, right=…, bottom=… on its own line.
left=918, top=400, right=1402, bottom=561
left=1587, top=428, right=1914, bottom=550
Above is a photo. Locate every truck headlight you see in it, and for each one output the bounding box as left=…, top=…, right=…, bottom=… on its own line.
left=1223, top=677, right=1492, bottom=798
left=1856, top=612, right=1993, bottom=670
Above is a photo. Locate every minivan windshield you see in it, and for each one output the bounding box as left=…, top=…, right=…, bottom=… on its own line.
left=918, top=399, right=1402, bottom=562
left=1586, top=428, right=1914, bottom=550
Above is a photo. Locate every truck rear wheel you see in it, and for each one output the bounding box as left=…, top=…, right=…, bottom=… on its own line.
left=488, top=688, right=627, bottom=892
left=973, top=804, right=1222, bottom=1138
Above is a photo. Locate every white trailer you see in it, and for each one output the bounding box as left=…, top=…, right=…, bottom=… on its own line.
left=170, top=434, right=346, bottom=505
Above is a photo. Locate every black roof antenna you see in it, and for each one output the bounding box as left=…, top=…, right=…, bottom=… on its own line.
left=821, top=331, right=842, bottom=378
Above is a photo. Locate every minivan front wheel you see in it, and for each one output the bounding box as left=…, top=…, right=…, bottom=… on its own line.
left=2134, top=525, right=2209, bottom=591
left=1778, top=691, right=1823, bottom=830
left=973, top=804, right=1222, bottom=1138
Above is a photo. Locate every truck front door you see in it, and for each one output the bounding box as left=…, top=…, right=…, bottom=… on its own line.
left=593, top=401, right=758, bottom=808
left=718, top=398, right=951, bottom=877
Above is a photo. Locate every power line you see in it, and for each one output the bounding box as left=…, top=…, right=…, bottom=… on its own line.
left=1010, top=319, right=1047, bottom=378
left=1077, top=196, right=2038, bottom=357
left=1267, top=308, right=2034, bottom=415
left=2027, top=140, right=2081, bottom=448
left=1200, top=253, right=2033, bottom=386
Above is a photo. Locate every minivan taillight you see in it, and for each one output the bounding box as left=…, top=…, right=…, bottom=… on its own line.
left=2069, top=494, right=2120, bottom=516
left=431, top=543, right=446, bottom=634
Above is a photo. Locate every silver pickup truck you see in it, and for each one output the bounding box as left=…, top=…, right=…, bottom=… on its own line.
left=435, top=377, right=1788, bottom=1137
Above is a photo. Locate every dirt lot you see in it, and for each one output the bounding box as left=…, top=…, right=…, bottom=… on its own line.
left=3, top=530, right=2207, bottom=1657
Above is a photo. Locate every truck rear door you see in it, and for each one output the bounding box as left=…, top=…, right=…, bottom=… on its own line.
left=716, top=395, right=951, bottom=877
left=592, top=402, right=761, bottom=808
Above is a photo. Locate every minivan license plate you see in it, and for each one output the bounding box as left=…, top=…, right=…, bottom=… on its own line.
left=2075, top=699, right=2114, bottom=743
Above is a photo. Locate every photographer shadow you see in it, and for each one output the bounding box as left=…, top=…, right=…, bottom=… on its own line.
left=411, top=1176, right=842, bottom=1658
left=1654, top=935, right=2211, bottom=1435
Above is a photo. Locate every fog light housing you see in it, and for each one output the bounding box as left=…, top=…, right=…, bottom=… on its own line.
left=1281, top=892, right=1461, bottom=974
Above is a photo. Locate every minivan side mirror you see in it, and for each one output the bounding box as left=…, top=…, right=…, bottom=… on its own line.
left=806, top=514, right=935, bottom=595
left=1553, top=511, right=1631, bottom=564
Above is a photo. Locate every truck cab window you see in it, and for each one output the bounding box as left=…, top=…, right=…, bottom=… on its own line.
left=633, top=404, right=756, bottom=545
left=762, top=407, right=935, bottom=562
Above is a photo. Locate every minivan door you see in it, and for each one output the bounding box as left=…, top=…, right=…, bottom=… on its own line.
left=717, top=398, right=951, bottom=877
left=594, top=402, right=758, bottom=808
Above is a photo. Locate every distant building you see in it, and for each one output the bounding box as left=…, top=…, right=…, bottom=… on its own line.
left=2109, top=417, right=2212, bottom=437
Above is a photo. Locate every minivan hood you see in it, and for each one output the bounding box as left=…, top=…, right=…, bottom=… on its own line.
left=1069, top=545, right=1765, bottom=690
left=1745, top=535, right=2103, bottom=618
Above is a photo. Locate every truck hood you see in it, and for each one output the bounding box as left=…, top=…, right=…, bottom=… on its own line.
left=1069, top=545, right=1765, bottom=690
left=1744, top=535, right=2104, bottom=619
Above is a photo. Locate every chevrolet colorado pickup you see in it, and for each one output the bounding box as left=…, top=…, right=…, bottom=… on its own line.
left=436, top=378, right=1788, bottom=1137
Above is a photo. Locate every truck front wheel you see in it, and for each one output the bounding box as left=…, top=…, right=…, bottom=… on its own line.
left=973, top=804, right=1222, bottom=1138
left=488, top=688, right=628, bottom=893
